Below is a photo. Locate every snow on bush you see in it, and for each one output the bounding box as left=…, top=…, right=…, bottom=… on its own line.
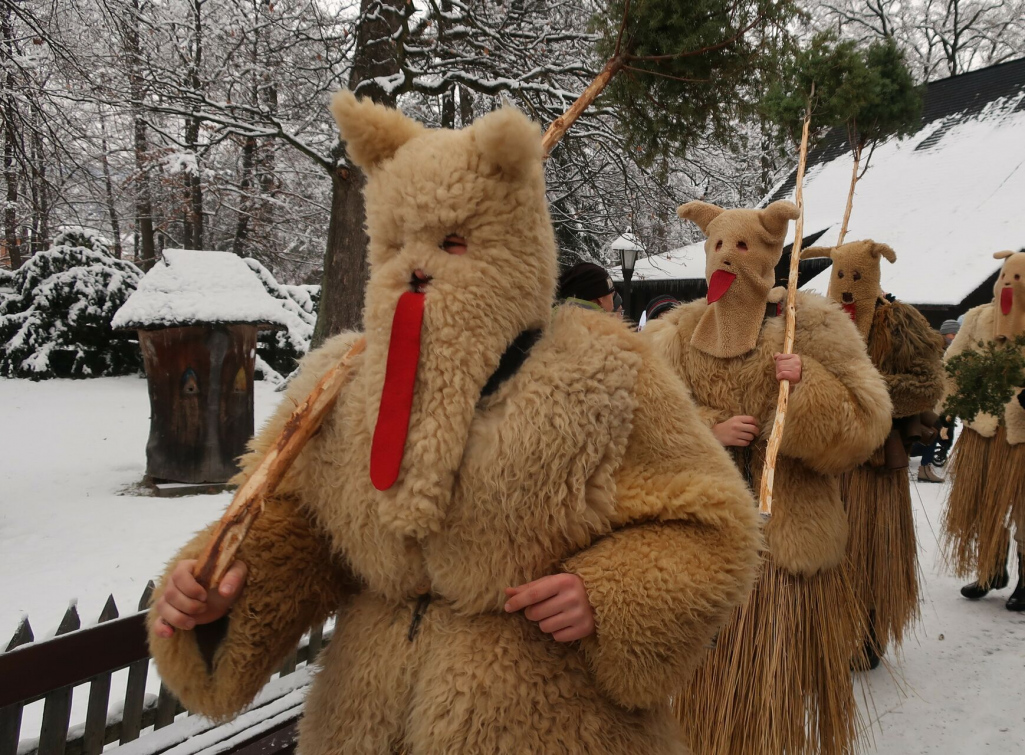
left=0, top=230, right=143, bottom=379
left=243, top=258, right=319, bottom=381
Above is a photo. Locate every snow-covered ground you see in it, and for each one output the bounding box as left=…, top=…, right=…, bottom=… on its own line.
left=1, top=376, right=1024, bottom=753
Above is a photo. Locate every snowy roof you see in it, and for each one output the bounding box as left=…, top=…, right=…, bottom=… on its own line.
left=609, top=240, right=707, bottom=282
left=765, top=58, right=1025, bottom=306
left=611, top=232, right=643, bottom=252
left=112, top=249, right=292, bottom=329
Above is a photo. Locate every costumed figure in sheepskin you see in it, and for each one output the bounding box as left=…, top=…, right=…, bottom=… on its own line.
left=802, top=240, right=945, bottom=668
left=643, top=201, right=892, bottom=755
left=943, top=250, right=1025, bottom=612
left=145, top=93, right=764, bottom=754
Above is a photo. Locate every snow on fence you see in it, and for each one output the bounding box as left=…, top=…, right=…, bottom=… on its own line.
left=0, top=584, right=329, bottom=755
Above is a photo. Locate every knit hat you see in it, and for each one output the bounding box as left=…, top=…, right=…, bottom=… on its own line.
left=558, top=262, right=615, bottom=302
left=939, top=319, right=960, bottom=335
left=645, top=294, right=679, bottom=321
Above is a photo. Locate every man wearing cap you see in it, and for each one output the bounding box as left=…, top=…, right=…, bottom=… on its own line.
left=558, top=262, right=617, bottom=312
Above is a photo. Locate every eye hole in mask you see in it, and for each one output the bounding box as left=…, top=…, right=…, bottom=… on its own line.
left=737, top=241, right=748, bottom=251
left=837, top=270, right=845, bottom=279
left=853, top=271, right=862, bottom=281
left=441, top=235, right=468, bottom=255
left=715, top=240, right=723, bottom=251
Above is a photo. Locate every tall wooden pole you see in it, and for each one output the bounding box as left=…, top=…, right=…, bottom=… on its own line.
left=836, top=139, right=861, bottom=245
left=541, top=55, right=626, bottom=157
left=758, top=92, right=813, bottom=516
left=193, top=337, right=366, bottom=589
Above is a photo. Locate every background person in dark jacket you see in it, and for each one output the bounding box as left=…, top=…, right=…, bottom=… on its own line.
left=918, top=318, right=961, bottom=482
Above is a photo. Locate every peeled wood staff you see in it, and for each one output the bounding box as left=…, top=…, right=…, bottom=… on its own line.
left=758, top=91, right=813, bottom=516
left=193, top=338, right=365, bottom=589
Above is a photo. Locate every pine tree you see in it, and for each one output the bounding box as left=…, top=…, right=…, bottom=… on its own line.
left=0, top=229, right=143, bottom=379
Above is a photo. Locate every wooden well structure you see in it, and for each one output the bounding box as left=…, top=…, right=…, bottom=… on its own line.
left=113, top=250, right=288, bottom=484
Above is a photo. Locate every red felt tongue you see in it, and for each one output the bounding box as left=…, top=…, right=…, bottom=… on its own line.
left=1002, top=287, right=1013, bottom=315
left=843, top=302, right=857, bottom=321
left=707, top=270, right=737, bottom=304
left=370, top=291, right=425, bottom=491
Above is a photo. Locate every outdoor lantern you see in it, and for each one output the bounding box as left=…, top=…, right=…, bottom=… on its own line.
left=611, top=231, right=644, bottom=319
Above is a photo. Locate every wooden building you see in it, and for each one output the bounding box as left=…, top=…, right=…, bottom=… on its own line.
left=112, top=250, right=291, bottom=484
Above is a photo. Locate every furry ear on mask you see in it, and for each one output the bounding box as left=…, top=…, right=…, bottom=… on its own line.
left=330, top=90, right=424, bottom=172
left=873, top=242, right=897, bottom=263
left=801, top=246, right=833, bottom=260
left=677, top=201, right=724, bottom=235
left=994, top=250, right=1016, bottom=260
left=759, top=200, right=800, bottom=238
left=473, top=106, right=543, bottom=178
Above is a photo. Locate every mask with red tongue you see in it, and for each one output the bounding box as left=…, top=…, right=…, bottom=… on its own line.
left=843, top=303, right=857, bottom=321
left=707, top=269, right=737, bottom=304
left=990, top=251, right=1025, bottom=342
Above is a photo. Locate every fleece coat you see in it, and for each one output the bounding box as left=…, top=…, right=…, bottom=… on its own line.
left=944, top=252, right=1025, bottom=573
left=644, top=204, right=891, bottom=755
left=645, top=290, right=893, bottom=576
left=147, top=94, right=762, bottom=754
left=804, top=239, right=945, bottom=654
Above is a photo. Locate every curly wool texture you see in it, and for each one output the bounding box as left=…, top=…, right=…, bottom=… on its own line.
left=645, top=290, right=892, bottom=575
left=869, top=299, right=946, bottom=418
left=943, top=302, right=1025, bottom=443
left=148, top=95, right=761, bottom=754
left=837, top=298, right=942, bottom=654
left=146, top=496, right=353, bottom=720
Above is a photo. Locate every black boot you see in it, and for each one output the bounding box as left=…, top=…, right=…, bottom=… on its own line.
left=961, top=546, right=1010, bottom=599
left=961, top=569, right=1009, bottom=599
left=852, top=611, right=882, bottom=671
left=1006, top=550, right=1025, bottom=611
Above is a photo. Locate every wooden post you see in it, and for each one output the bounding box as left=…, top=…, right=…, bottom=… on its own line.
left=758, top=93, right=814, bottom=516
left=541, top=55, right=625, bottom=158
left=837, top=139, right=861, bottom=245
left=119, top=584, right=154, bottom=744
left=37, top=606, right=81, bottom=755
left=307, top=622, right=324, bottom=663
left=0, top=618, right=34, bottom=755
left=81, top=598, right=118, bottom=755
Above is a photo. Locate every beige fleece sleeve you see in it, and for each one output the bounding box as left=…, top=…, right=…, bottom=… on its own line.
left=778, top=300, right=893, bottom=475
left=147, top=496, right=355, bottom=720
left=563, top=350, right=761, bottom=709
left=147, top=332, right=365, bottom=720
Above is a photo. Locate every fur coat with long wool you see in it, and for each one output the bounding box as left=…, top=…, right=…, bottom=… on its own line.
left=645, top=291, right=893, bottom=576
left=146, top=94, right=762, bottom=754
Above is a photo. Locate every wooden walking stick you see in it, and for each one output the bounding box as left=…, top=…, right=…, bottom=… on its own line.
left=758, top=92, right=813, bottom=516
left=192, top=337, right=366, bottom=589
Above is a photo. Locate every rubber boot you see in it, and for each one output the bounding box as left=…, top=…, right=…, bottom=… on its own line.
left=1007, top=550, right=1025, bottom=611
left=961, top=547, right=1009, bottom=599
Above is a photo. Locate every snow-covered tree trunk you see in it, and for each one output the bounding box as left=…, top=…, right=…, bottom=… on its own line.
left=313, top=0, right=405, bottom=345
left=125, top=0, right=156, bottom=269
left=100, top=114, right=124, bottom=259
left=182, top=0, right=206, bottom=251
left=2, top=2, right=21, bottom=269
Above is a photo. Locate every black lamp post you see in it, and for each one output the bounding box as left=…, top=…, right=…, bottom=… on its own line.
left=613, top=234, right=640, bottom=319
